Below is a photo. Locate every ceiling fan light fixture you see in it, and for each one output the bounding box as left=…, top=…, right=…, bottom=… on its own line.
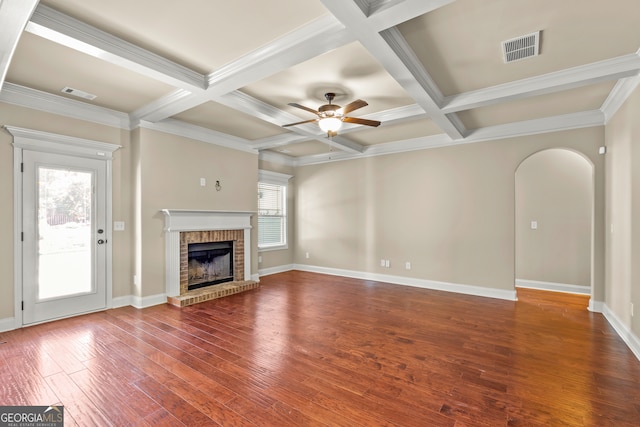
left=318, top=117, right=342, bottom=133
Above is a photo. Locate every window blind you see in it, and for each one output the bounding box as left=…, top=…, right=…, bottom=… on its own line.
left=258, top=182, right=286, bottom=247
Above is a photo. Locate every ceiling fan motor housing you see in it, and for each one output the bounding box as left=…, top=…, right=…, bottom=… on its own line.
left=319, top=104, right=341, bottom=117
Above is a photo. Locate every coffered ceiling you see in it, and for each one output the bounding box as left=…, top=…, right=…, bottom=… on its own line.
left=1, top=0, right=639, bottom=165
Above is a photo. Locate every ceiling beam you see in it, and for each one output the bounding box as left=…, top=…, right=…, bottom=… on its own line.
left=363, top=0, right=455, bottom=32
left=441, top=53, right=640, bottom=113
left=0, top=0, right=39, bottom=91
left=26, top=5, right=206, bottom=92
left=601, top=73, right=640, bottom=124
left=321, top=0, right=466, bottom=140
left=134, top=15, right=356, bottom=123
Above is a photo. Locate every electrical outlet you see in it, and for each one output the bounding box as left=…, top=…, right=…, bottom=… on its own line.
left=405, top=262, right=411, bottom=270
left=305, top=252, right=310, bottom=259
left=200, top=177, right=206, bottom=186
left=380, top=259, right=385, bottom=267
left=632, top=303, right=635, bottom=317
left=385, top=259, right=390, bottom=268
left=258, top=255, right=262, bottom=263
left=113, top=221, right=125, bottom=231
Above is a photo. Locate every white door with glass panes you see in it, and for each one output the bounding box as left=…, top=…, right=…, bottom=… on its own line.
left=22, top=150, right=108, bottom=325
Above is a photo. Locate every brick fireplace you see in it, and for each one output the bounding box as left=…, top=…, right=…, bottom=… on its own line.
left=161, top=210, right=257, bottom=306
left=181, top=229, right=243, bottom=293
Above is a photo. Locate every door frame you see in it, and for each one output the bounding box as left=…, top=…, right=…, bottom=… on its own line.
left=6, top=126, right=120, bottom=328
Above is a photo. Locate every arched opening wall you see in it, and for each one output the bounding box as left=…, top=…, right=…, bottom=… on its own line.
left=515, top=149, right=594, bottom=298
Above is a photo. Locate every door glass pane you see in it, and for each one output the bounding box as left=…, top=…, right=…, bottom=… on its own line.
left=37, top=167, right=93, bottom=299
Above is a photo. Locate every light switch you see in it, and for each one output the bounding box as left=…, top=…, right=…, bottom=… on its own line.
left=530, top=221, right=538, bottom=230
left=200, top=178, right=206, bottom=187
left=113, top=221, right=125, bottom=231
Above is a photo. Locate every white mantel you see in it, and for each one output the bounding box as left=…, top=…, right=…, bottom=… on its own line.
left=161, top=210, right=254, bottom=297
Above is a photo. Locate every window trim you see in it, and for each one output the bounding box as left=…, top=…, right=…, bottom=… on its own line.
left=258, top=170, right=292, bottom=252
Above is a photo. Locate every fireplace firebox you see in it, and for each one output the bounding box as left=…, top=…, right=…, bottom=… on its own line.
left=187, top=240, right=234, bottom=291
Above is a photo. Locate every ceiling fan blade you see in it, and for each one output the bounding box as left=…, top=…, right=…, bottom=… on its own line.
left=288, top=102, right=319, bottom=115
left=282, top=118, right=318, bottom=127
left=341, top=99, right=368, bottom=115
left=343, top=116, right=381, bottom=127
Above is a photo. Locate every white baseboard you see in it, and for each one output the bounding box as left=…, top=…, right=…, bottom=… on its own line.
left=111, top=295, right=133, bottom=308
left=113, top=293, right=167, bottom=309
left=602, top=304, right=640, bottom=362
left=131, top=293, right=168, bottom=309
left=293, top=264, right=517, bottom=301
left=515, top=278, right=590, bottom=295
left=0, top=317, right=17, bottom=333
left=258, top=264, right=295, bottom=277
left=589, top=299, right=605, bottom=313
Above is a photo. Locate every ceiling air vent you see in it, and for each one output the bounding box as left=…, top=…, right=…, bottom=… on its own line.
left=61, top=86, right=97, bottom=100
left=502, top=31, right=540, bottom=63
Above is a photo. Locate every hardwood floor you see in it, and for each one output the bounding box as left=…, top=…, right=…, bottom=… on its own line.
left=1, top=270, right=640, bottom=426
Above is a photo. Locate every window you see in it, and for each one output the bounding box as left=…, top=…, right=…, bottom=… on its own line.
left=258, top=170, right=291, bottom=250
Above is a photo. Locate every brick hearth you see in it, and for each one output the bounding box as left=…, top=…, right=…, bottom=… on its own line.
left=167, top=280, right=259, bottom=307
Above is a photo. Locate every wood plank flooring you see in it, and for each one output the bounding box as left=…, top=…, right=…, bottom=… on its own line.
left=1, top=270, right=640, bottom=426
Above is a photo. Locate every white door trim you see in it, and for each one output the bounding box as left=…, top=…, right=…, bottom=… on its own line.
left=5, top=126, right=120, bottom=328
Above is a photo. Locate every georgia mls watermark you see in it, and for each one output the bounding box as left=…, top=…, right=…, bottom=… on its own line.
left=0, top=406, right=63, bottom=427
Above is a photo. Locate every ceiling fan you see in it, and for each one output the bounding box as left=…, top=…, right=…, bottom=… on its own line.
left=282, top=92, right=381, bottom=137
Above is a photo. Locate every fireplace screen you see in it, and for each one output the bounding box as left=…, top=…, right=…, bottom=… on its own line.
left=187, top=241, right=234, bottom=290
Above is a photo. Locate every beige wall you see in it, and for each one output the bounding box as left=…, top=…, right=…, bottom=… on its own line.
left=295, top=127, right=605, bottom=296
left=0, top=103, right=133, bottom=320
left=605, top=83, right=640, bottom=336
left=257, top=159, right=296, bottom=271
left=516, top=149, right=592, bottom=287
left=136, top=128, right=258, bottom=297
left=0, top=102, right=259, bottom=322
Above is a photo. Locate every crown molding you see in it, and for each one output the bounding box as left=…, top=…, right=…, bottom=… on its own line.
left=0, top=83, right=133, bottom=129
left=139, top=118, right=257, bottom=154
left=464, top=110, right=605, bottom=142
left=292, top=110, right=605, bottom=166
left=258, top=150, right=296, bottom=167
left=251, top=134, right=308, bottom=150
left=0, top=82, right=607, bottom=165
left=0, top=0, right=39, bottom=90
left=293, top=148, right=357, bottom=166
left=601, top=73, right=640, bottom=124
left=27, top=5, right=205, bottom=91
left=442, top=53, right=640, bottom=113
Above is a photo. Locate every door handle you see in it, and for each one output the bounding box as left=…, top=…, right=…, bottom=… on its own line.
left=97, top=239, right=106, bottom=245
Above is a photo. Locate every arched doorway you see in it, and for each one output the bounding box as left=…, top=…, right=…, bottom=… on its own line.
left=515, top=149, right=594, bottom=298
